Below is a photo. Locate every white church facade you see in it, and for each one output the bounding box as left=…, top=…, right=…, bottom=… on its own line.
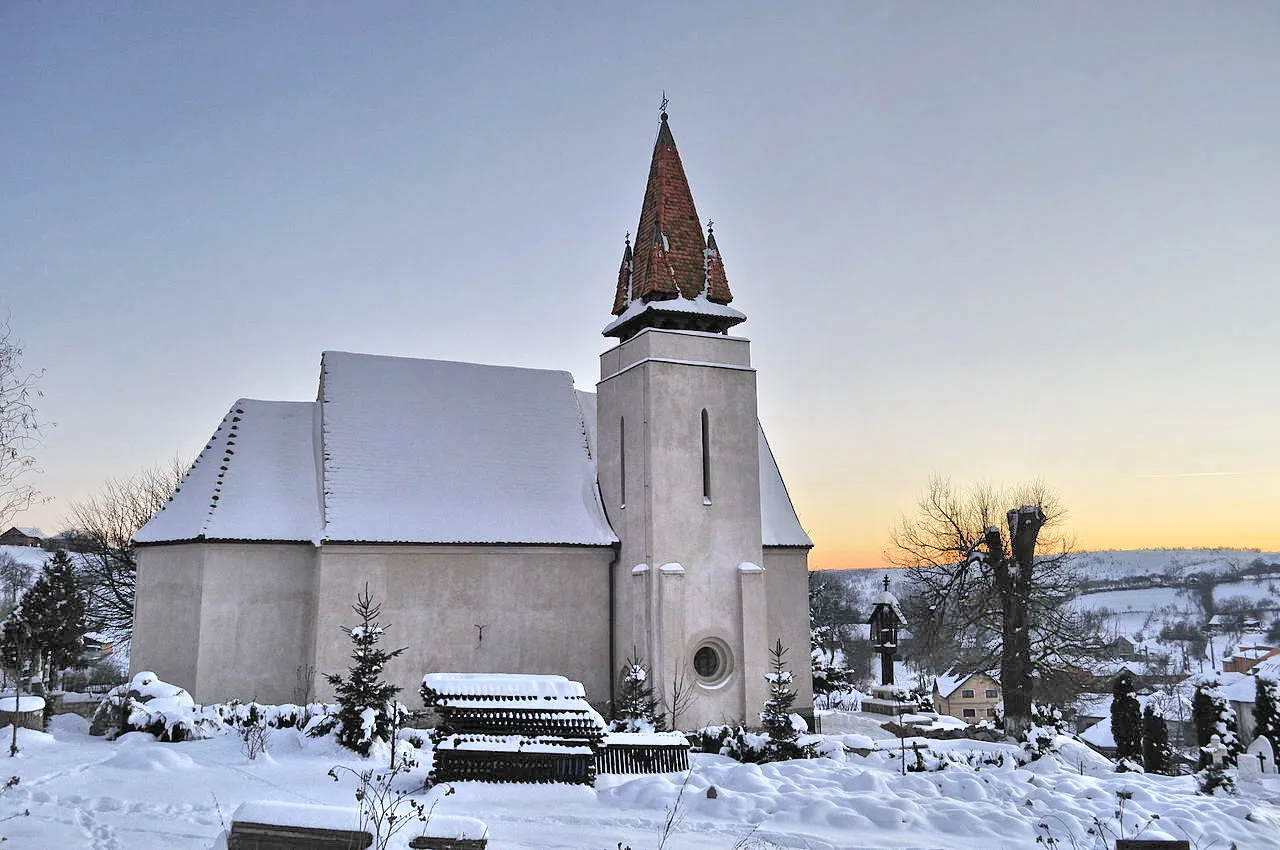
left=132, top=111, right=814, bottom=728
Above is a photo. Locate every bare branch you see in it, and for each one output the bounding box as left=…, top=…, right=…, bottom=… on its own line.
left=0, top=321, right=45, bottom=527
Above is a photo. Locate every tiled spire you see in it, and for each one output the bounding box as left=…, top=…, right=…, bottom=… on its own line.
left=607, top=110, right=743, bottom=340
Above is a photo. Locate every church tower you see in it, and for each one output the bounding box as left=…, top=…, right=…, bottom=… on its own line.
left=597, top=109, right=771, bottom=727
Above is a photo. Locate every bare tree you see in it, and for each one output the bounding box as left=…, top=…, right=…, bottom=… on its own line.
left=0, top=321, right=43, bottom=529
left=0, top=555, right=31, bottom=614
left=64, top=458, right=188, bottom=646
left=888, top=477, right=1107, bottom=738
left=663, top=663, right=696, bottom=731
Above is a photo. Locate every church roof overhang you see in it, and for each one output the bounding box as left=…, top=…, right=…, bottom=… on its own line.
left=602, top=295, right=746, bottom=341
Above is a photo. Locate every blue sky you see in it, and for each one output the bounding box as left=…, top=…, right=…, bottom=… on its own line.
left=3, top=2, right=1278, bottom=568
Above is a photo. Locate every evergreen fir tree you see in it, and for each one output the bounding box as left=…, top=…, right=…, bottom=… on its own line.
left=610, top=648, right=664, bottom=732
left=760, top=638, right=800, bottom=756
left=1192, top=679, right=1241, bottom=768
left=1141, top=703, right=1172, bottom=775
left=313, top=585, right=407, bottom=757
left=1254, top=672, right=1280, bottom=753
left=1, top=550, right=87, bottom=688
left=1110, top=671, right=1143, bottom=767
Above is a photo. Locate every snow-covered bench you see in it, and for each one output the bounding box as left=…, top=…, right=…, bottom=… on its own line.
left=227, top=802, right=372, bottom=850
left=226, top=802, right=488, bottom=850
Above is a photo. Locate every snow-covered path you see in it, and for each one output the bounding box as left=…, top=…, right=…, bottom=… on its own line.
left=1, top=715, right=1279, bottom=849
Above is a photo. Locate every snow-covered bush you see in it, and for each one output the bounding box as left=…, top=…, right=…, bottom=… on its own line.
left=1022, top=702, right=1065, bottom=761
left=222, top=700, right=270, bottom=760
left=89, top=671, right=220, bottom=742
left=693, top=722, right=816, bottom=765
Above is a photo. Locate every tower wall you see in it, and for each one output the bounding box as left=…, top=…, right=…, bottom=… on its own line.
left=599, top=327, right=765, bottom=726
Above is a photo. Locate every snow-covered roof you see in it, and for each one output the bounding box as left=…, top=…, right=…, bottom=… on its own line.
left=602, top=293, right=746, bottom=337
left=320, top=352, right=614, bottom=545
left=934, top=670, right=996, bottom=699
left=135, top=400, right=322, bottom=544
left=136, top=351, right=807, bottom=549
left=1079, top=717, right=1115, bottom=749
left=871, top=590, right=906, bottom=625
left=758, top=424, right=812, bottom=548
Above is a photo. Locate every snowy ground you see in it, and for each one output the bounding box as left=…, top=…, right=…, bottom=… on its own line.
left=2, top=713, right=1280, bottom=849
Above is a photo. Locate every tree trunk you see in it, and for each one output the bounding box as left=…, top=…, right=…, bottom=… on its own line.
left=999, top=507, right=1045, bottom=739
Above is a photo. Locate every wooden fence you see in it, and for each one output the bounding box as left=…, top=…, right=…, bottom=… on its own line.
left=596, top=741, right=690, bottom=775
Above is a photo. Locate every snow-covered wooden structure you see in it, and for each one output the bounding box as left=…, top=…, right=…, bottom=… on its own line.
left=131, top=110, right=814, bottom=729
left=868, top=576, right=906, bottom=686
left=422, top=674, right=607, bottom=785
left=597, top=731, right=691, bottom=775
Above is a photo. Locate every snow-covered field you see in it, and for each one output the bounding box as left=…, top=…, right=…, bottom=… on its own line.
left=2, top=713, right=1279, bottom=849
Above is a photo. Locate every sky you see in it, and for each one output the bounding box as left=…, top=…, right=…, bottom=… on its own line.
left=2, top=2, right=1278, bottom=570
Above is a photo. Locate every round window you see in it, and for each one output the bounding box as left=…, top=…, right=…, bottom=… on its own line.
left=693, top=646, right=721, bottom=678
left=692, top=638, right=733, bottom=686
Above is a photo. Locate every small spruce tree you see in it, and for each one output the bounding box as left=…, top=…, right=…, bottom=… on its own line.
left=760, top=638, right=800, bottom=757
left=1141, top=703, right=1172, bottom=775
left=610, top=648, right=664, bottom=732
left=313, top=585, right=407, bottom=757
left=1254, top=672, right=1280, bottom=753
left=1110, top=671, right=1143, bottom=768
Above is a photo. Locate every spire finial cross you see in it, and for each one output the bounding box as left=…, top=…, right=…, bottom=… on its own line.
left=706, top=218, right=714, bottom=234
left=883, top=575, right=891, bottom=592
left=624, top=230, right=631, bottom=246
left=660, top=91, right=669, bottom=119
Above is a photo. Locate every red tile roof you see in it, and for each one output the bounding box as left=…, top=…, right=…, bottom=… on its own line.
left=612, top=113, right=734, bottom=316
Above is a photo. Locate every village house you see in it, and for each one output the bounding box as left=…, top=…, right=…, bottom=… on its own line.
left=130, top=110, right=814, bottom=729
left=1223, top=633, right=1280, bottom=674
left=0, top=527, right=43, bottom=548
left=932, top=671, right=1001, bottom=724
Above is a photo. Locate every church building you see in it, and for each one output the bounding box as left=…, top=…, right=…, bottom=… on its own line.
left=131, top=111, right=814, bottom=728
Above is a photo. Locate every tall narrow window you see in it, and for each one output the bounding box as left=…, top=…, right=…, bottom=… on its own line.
left=701, top=409, right=711, bottom=504
left=619, top=417, right=626, bottom=508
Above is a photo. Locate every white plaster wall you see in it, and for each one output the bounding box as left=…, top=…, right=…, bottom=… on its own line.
left=598, top=329, right=764, bottom=727
left=763, top=547, right=815, bottom=717
left=312, top=545, right=613, bottom=713
left=132, top=544, right=205, bottom=693
left=193, top=543, right=318, bottom=704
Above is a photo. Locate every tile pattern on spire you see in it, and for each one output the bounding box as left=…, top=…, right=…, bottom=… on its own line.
left=612, top=114, right=733, bottom=316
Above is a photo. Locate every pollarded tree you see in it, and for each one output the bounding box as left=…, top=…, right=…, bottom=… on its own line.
left=313, top=585, right=407, bottom=757
left=1142, top=703, right=1173, bottom=775
left=1253, top=672, right=1280, bottom=754
left=1111, top=671, right=1143, bottom=767
left=889, top=478, right=1108, bottom=738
